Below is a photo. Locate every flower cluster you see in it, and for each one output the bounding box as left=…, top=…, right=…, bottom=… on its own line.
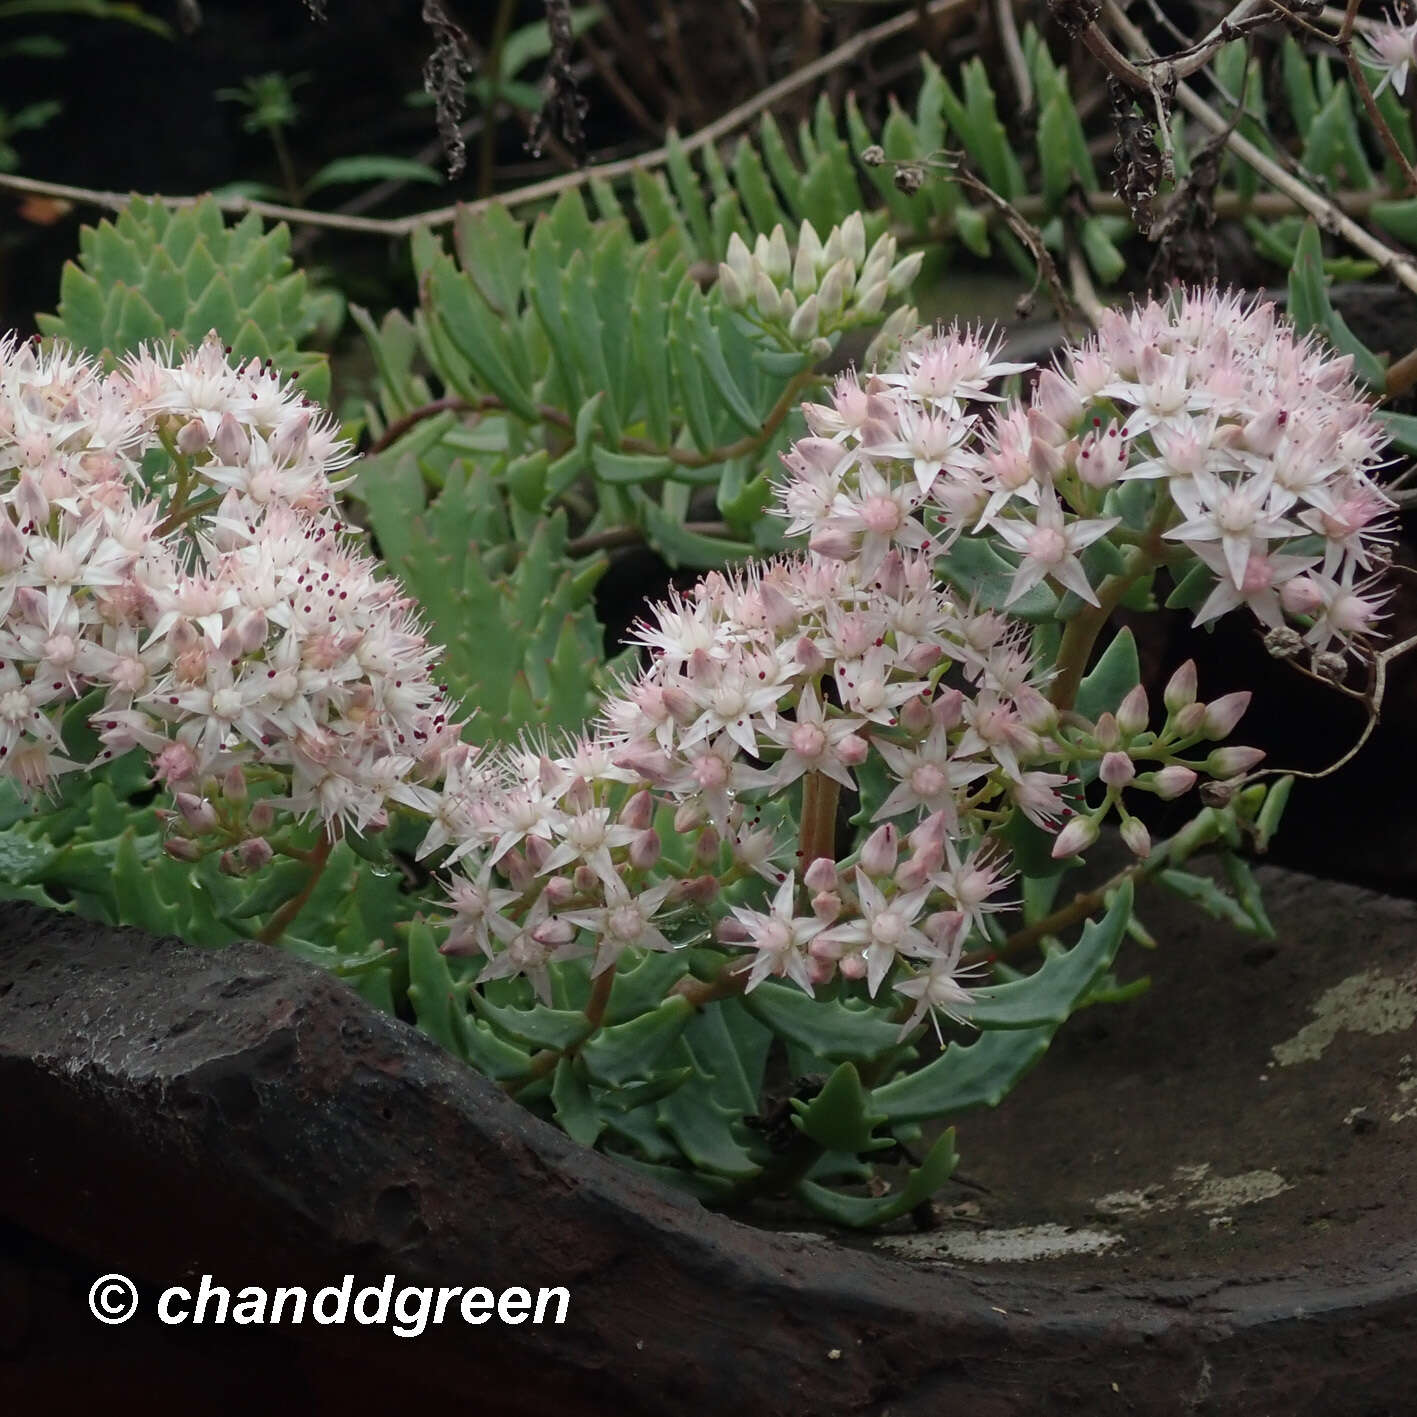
left=434, top=293, right=1385, bottom=1034
left=0, top=332, right=464, bottom=836
left=775, top=289, right=1394, bottom=669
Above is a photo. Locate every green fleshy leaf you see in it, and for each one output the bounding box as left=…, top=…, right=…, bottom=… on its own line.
left=962, top=881, right=1133, bottom=1029
left=580, top=995, right=694, bottom=1087
left=472, top=994, right=591, bottom=1052
left=795, top=1127, right=957, bottom=1228
left=742, top=982, right=901, bottom=1064
left=1075, top=627, right=1140, bottom=722
left=790, top=1062, right=894, bottom=1154
left=551, top=1057, right=604, bottom=1146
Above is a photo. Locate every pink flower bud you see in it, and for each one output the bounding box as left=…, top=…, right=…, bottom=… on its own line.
left=619, top=789, right=655, bottom=831
left=660, top=685, right=697, bottom=724
left=875, top=551, right=906, bottom=599
left=893, top=855, right=931, bottom=892
left=860, top=823, right=898, bottom=878
left=759, top=580, right=798, bottom=633
left=503, top=850, right=532, bottom=889
left=836, top=733, right=868, bottom=766
left=523, top=836, right=552, bottom=873
left=899, top=695, right=932, bottom=737
left=628, top=829, right=661, bottom=871
left=807, top=955, right=836, bottom=986
left=694, top=826, right=721, bottom=864
left=1099, top=751, right=1135, bottom=787
left=1014, top=684, right=1058, bottom=734
left=811, top=890, right=842, bottom=923
left=1094, top=712, right=1120, bottom=751
left=803, top=856, right=838, bottom=892
left=1280, top=575, right=1324, bottom=617
left=164, top=837, right=201, bottom=862
left=613, top=745, right=673, bottom=783
left=222, top=765, right=248, bottom=803
left=1202, top=691, right=1251, bottom=739
left=908, top=810, right=950, bottom=857
left=573, top=864, right=599, bottom=894
left=532, top=917, right=576, bottom=947
left=794, top=636, right=826, bottom=674
left=1121, top=817, right=1152, bottom=859
left=1205, top=745, right=1265, bottom=777
left=175, top=792, right=218, bottom=834
left=1242, top=405, right=1285, bottom=456
left=904, top=643, right=944, bottom=674
left=839, top=953, right=868, bottom=981
left=214, top=412, right=250, bottom=464
left=1151, top=765, right=1198, bottom=800
left=931, top=689, right=965, bottom=731
left=248, top=800, right=276, bottom=832
left=1035, top=369, right=1083, bottom=428
left=176, top=418, right=210, bottom=455
left=1175, top=702, right=1206, bottom=736
left=542, top=875, right=575, bottom=906
left=1116, top=685, right=1149, bottom=738
left=678, top=874, right=720, bottom=904
left=808, top=526, right=858, bottom=561
left=218, top=850, right=242, bottom=876
left=717, top=917, right=752, bottom=944
left=673, top=800, right=706, bottom=834
left=238, top=836, right=274, bottom=871
left=924, top=910, right=966, bottom=951
left=1164, top=660, right=1198, bottom=712
left=1051, top=814, right=1100, bottom=860
left=0, top=517, right=24, bottom=573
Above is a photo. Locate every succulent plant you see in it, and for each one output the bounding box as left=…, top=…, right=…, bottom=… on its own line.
left=36, top=195, right=337, bottom=402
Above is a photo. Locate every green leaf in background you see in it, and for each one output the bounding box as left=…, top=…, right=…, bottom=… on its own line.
left=36, top=195, right=333, bottom=400
left=1287, top=221, right=1386, bottom=389
left=304, top=155, right=444, bottom=194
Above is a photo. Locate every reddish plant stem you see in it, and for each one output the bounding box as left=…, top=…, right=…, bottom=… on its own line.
left=257, top=830, right=334, bottom=944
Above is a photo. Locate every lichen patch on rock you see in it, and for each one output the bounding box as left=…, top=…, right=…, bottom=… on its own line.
left=1272, top=968, right=1417, bottom=1068
left=877, top=1222, right=1122, bottom=1263
left=1184, top=1169, right=1290, bottom=1213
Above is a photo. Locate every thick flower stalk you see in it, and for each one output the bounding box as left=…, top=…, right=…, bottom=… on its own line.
left=0, top=333, right=465, bottom=839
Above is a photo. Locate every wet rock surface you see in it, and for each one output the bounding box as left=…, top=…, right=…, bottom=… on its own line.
left=2, top=878, right=1416, bottom=1416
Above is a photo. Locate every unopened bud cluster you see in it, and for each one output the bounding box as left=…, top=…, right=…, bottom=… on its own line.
left=717, top=213, right=922, bottom=361
left=1051, top=663, right=1264, bottom=862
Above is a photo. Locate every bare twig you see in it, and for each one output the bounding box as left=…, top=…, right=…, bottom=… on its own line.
left=1103, top=2, right=1417, bottom=297
left=0, top=0, right=975, bottom=240
left=1065, top=234, right=1106, bottom=325
left=993, top=0, right=1034, bottom=114
left=937, top=156, right=1081, bottom=333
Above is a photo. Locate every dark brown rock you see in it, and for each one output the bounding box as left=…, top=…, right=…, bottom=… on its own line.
left=1, top=876, right=1416, bottom=1416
